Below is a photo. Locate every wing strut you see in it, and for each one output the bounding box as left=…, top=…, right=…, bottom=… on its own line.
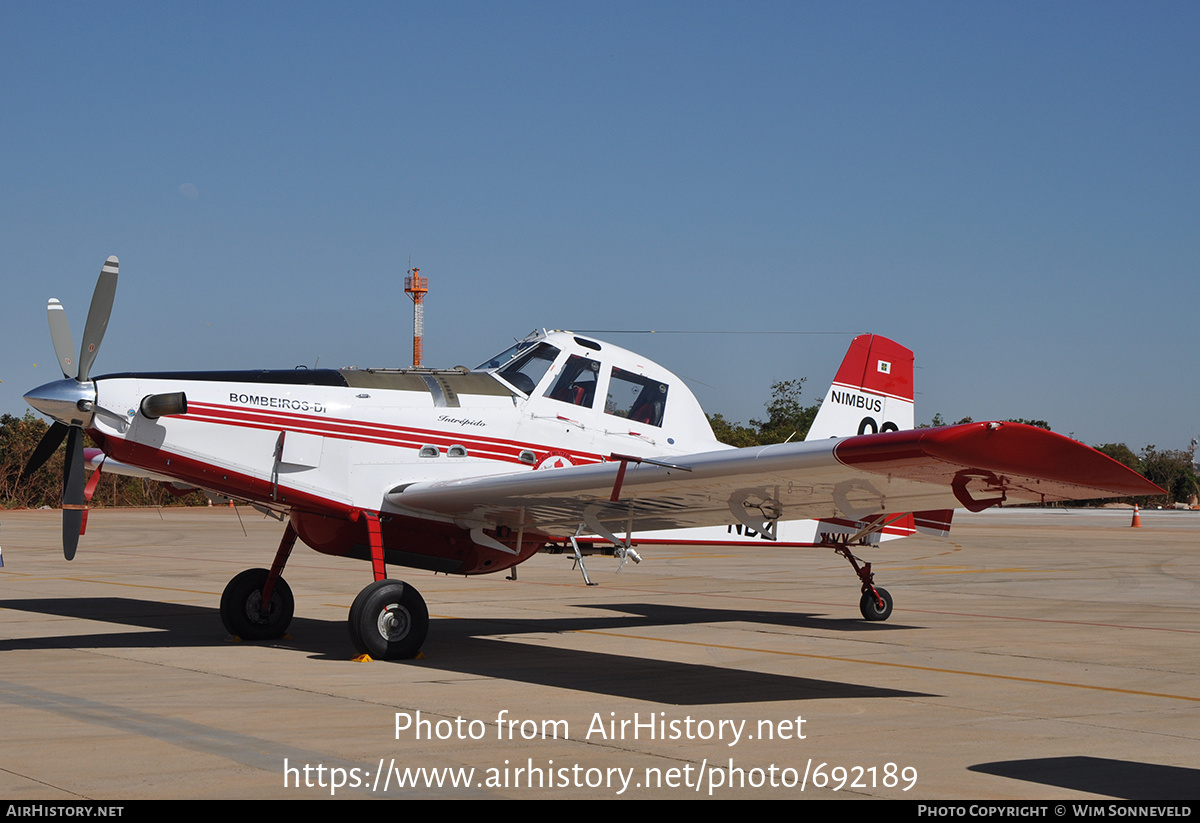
left=607, top=452, right=691, bottom=502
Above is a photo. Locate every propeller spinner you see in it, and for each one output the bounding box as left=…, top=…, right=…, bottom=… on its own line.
left=23, top=256, right=119, bottom=560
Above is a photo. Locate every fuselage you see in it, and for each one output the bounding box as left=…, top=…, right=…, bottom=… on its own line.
left=71, top=331, right=725, bottom=572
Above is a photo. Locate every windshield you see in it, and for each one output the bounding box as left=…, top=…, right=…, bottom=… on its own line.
left=476, top=332, right=544, bottom=371
left=496, top=342, right=560, bottom=395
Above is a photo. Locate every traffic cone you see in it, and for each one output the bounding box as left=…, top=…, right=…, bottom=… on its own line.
left=1131, top=504, right=1142, bottom=528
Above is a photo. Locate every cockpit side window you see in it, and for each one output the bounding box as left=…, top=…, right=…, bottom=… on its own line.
left=605, top=367, right=668, bottom=427
left=497, top=342, right=560, bottom=395
left=545, top=355, right=600, bottom=408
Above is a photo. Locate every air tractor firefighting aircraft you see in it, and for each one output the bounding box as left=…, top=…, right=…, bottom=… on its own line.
left=22, top=257, right=1161, bottom=659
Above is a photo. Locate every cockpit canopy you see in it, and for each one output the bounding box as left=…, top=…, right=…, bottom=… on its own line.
left=477, top=331, right=701, bottom=435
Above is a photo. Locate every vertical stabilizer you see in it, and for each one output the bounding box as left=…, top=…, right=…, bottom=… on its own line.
left=806, top=334, right=914, bottom=441
left=805, top=334, right=951, bottom=538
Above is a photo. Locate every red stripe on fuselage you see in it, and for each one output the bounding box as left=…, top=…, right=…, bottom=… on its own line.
left=182, top=402, right=607, bottom=467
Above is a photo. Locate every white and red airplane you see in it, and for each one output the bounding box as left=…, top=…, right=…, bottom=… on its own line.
left=22, top=257, right=1161, bottom=660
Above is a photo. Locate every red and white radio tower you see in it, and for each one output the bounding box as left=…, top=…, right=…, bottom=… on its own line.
left=404, top=266, right=428, bottom=368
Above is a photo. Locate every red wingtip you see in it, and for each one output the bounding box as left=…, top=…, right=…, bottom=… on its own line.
left=836, top=422, right=1165, bottom=502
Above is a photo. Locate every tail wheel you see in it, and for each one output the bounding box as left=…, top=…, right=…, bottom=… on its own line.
left=348, top=580, right=428, bottom=660
left=220, top=568, right=294, bottom=640
left=859, top=587, right=893, bottom=621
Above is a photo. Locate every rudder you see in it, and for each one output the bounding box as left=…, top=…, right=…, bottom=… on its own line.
left=805, top=334, right=914, bottom=440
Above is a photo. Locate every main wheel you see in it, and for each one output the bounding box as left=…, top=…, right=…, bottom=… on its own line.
left=220, top=568, right=294, bottom=640
left=859, top=587, right=893, bottom=621
left=348, top=580, right=428, bottom=660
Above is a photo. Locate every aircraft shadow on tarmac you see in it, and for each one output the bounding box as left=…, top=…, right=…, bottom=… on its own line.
left=969, top=757, right=1200, bottom=800
left=0, top=597, right=933, bottom=705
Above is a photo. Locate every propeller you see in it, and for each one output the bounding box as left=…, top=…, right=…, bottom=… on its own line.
left=20, top=421, right=69, bottom=481
left=23, top=256, right=119, bottom=560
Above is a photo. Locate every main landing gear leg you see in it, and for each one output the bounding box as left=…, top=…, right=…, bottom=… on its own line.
left=220, top=523, right=297, bottom=641
left=832, top=543, right=894, bottom=621
left=347, top=510, right=429, bottom=660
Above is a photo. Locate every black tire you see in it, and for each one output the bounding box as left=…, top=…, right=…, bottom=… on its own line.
left=220, top=568, right=294, bottom=640
left=859, top=587, right=893, bottom=621
left=348, top=580, right=428, bottom=660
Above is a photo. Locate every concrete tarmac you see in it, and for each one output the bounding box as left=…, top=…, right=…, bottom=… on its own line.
left=1, top=506, right=1197, bottom=800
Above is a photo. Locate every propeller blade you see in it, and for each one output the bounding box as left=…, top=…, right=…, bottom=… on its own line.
left=47, top=299, right=77, bottom=379
left=77, top=256, right=118, bottom=383
left=63, top=509, right=83, bottom=561
left=62, top=426, right=86, bottom=560
left=21, top=421, right=69, bottom=480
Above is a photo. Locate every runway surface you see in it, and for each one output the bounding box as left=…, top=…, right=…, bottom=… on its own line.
left=1, top=506, right=1197, bottom=799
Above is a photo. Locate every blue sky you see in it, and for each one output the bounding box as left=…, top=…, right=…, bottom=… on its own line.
left=2, top=2, right=1196, bottom=451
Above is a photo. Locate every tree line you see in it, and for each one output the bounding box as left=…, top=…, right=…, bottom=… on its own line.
left=0, top=413, right=206, bottom=509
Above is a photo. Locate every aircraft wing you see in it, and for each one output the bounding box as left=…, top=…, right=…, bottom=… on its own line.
left=385, top=422, right=1162, bottom=540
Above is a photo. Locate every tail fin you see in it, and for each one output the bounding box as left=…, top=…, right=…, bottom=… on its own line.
left=806, top=335, right=951, bottom=538
left=805, top=334, right=914, bottom=440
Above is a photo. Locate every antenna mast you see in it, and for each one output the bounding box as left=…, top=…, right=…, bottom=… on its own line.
left=404, top=265, right=429, bottom=368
